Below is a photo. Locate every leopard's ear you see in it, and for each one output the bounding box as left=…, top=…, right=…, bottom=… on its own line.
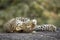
left=31, top=19, right=37, bottom=25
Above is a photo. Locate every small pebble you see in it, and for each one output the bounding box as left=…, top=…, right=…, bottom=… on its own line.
left=40, top=35, right=43, bottom=37
left=32, top=31, right=36, bottom=33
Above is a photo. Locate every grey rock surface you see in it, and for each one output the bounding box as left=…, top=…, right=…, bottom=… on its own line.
left=0, top=28, right=60, bottom=40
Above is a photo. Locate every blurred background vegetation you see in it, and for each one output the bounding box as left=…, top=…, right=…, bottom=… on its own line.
left=0, top=0, right=60, bottom=32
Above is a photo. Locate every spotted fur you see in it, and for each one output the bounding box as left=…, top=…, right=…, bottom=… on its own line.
left=34, top=24, right=57, bottom=32
left=3, top=17, right=36, bottom=33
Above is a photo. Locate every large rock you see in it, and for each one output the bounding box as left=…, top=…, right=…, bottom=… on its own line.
left=0, top=29, right=60, bottom=40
